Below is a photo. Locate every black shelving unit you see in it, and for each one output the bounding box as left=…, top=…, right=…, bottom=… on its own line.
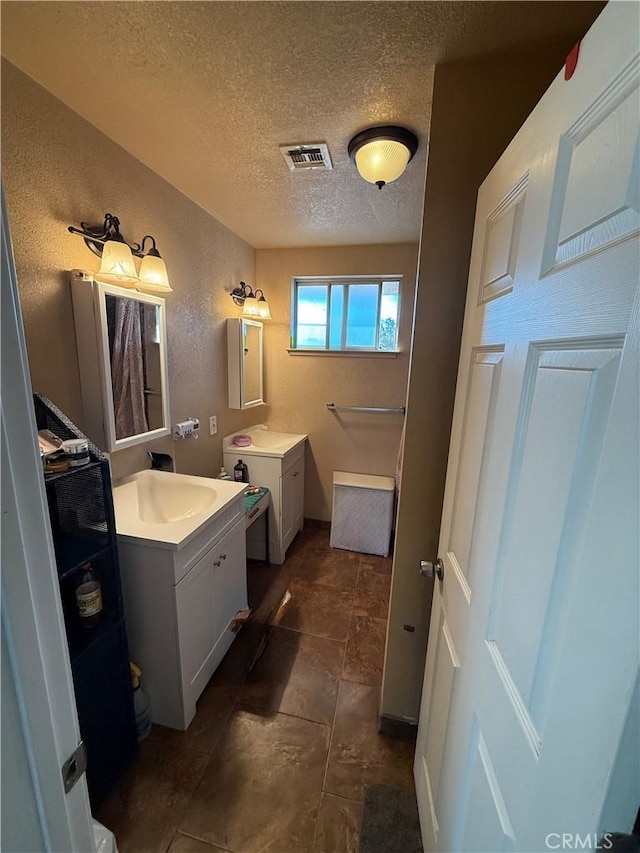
left=34, top=394, right=137, bottom=805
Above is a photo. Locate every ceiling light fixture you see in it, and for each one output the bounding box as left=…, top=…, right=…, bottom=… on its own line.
left=348, top=125, right=418, bottom=190
left=68, top=213, right=172, bottom=293
left=229, top=282, right=271, bottom=320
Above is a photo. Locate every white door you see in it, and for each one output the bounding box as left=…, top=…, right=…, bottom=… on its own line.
left=1, top=191, right=96, bottom=851
left=415, top=4, right=640, bottom=851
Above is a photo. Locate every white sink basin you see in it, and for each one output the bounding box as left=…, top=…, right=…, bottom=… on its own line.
left=249, top=430, right=301, bottom=450
left=137, top=477, right=216, bottom=523
left=223, top=425, right=307, bottom=458
left=113, top=470, right=245, bottom=547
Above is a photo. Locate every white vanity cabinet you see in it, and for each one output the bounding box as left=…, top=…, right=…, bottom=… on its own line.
left=223, top=428, right=307, bottom=565
left=116, top=493, right=246, bottom=730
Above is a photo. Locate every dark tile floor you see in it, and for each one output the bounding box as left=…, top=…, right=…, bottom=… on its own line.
left=96, top=528, right=415, bottom=853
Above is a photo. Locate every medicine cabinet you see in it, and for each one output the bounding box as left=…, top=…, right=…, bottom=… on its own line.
left=227, top=318, right=265, bottom=409
left=71, top=272, right=171, bottom=451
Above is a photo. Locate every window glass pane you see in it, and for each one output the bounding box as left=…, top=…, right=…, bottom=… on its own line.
left=291, top=278, right=401, bottom=351
left=329, top=284, right=344, bottom=349
left=296, top=285, right=327, bottom=347
left=379, top=281, right=399, bottom=350
left=346, top=284, right=378, bottom=348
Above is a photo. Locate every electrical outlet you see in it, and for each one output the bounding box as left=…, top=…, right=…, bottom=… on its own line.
left=209, top=415, right=217, bottom=436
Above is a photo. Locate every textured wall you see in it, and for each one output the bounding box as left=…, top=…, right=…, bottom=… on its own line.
left=1, top=60, right=259, bottom=480
left=256, top=244, right=418, bottom=521
left=382, top=40, right=587, bottom=723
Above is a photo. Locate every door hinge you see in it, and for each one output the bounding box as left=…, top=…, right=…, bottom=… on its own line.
left=61, top=741, right=87, bottom=794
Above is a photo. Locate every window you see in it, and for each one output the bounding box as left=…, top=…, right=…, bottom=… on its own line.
left=291, top=277, right=400, bottom=352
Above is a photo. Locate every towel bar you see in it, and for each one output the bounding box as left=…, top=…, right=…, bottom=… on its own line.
left=326, top=403, right=405, bottom=414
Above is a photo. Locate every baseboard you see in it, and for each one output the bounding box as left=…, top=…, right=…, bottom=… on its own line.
left=304, top=518, right=397, bottom=549
left=378, top=713, right=418, bottom=743
left=303, top=517, right=331, bottom=530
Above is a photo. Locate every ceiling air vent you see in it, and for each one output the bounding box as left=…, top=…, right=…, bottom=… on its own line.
left=280, top=143, right=332, bottom=172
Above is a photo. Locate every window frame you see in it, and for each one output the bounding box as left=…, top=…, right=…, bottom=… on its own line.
left=290, top=275, right=402, bottom=353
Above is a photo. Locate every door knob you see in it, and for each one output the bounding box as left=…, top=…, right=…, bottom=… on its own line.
left=420, top=558, right=444, bottom=581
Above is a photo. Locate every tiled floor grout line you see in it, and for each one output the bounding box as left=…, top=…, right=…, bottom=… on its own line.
left=318, top=556, right=373, bottom=799
left=238, top=704, right=333, bottom=731
left=314, top=601, right=353, bottom=848
left=159, top=746, right=213, bottom=853
left=314, top=553, right=390, bottom=845
left=319, top=789, right=364, bottom=806
left=265, top=622, right=349, bottom=644
left=292, top=535, right=340, bottom=852
left=167, top=829, right=231, bottom=852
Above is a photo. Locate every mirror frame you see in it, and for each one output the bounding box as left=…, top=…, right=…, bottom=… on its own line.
left=94, top=282, right=171, bottom=450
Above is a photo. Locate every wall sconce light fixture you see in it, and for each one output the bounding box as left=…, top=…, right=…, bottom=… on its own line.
left=348, top=125, right=419, bottom=190
left=68, top=213, right=172, bottom=293
left=230, top=282, right=272, bottom=319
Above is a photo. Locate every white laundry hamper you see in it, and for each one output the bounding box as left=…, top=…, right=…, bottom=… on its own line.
left=330, top=471, right=395, bottom=557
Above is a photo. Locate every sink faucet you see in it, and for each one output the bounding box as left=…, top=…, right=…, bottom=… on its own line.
left=148, top=451, right=174, bottom=472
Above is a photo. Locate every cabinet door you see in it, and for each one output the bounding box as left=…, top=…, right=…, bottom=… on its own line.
left=175, top=551, right=216, bottom=697
left=211, top=519, right=247, bottom=635
left=281, top=461, right=304, bottom=552
left=227, top=318, right=264, bottom=409
left=174, top=519, right=247, bottom=729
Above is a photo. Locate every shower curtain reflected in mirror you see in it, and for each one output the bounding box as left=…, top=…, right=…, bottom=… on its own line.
left=111, top=296, right=148, bottom=440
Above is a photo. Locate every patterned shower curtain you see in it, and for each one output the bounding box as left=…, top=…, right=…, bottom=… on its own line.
left=111, top=298, right=149, bottom=440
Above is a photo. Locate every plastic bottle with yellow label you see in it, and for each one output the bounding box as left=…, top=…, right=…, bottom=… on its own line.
left=75, top=561, right=103, bottom=629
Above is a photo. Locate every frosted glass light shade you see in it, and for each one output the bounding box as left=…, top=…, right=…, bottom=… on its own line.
left=137, top=254, right=173, bottom=293
left=242, top=295, right=260, bottom=317
left=242, top=293, right=271, bottom=319
left=256, top=297, right=272, bottom=320
left=355, top=140, right=411, bottom=187
left=348, top=126, right=418, bottom=189
left=95, top=240, right=139, bottom=286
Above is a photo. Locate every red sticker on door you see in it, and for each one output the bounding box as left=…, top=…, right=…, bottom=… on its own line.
left=565, top=41, right=581, bottom=81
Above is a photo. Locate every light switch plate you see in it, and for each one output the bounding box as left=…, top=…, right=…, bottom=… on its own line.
left=209, top=416, right=217, bottom=435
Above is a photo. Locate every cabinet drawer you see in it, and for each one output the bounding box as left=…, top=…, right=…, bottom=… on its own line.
left=173, top=496, right=243, bottom=584
left=282, top=442, right=305, bottom=475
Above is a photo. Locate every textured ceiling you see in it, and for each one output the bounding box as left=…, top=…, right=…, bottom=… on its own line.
left=1, top=1, right=603, bottom=248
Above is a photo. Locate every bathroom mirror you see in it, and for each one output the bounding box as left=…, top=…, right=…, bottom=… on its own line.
left=227, top=318, right=265, bottom=409
left=71, top=275, right=171, bottom=451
